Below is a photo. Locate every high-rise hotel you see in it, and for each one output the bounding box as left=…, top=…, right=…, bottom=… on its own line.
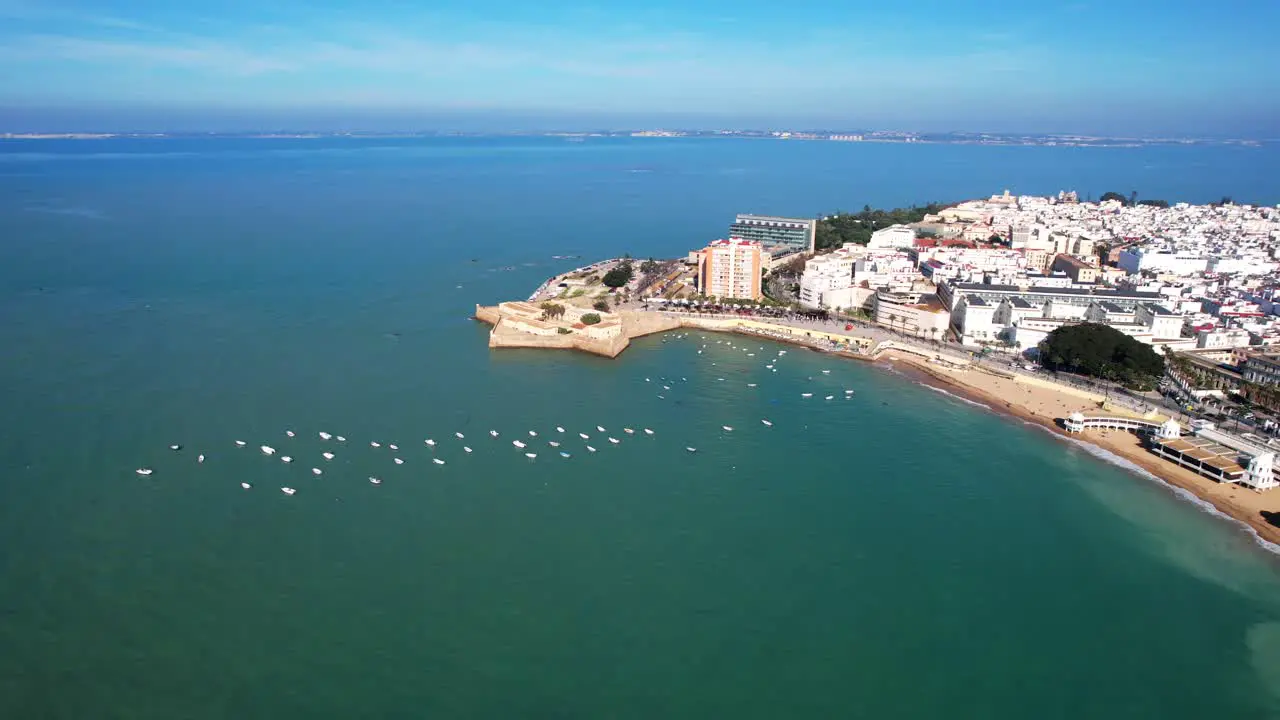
left=727, top=214, right=816, bottom=258
left=696, top=239, right=764, bottom=301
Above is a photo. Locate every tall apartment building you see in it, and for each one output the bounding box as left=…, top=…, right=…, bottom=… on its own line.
left=727, top=215, right=815, bottom=257
left=697, top=239, right=763, bottom=301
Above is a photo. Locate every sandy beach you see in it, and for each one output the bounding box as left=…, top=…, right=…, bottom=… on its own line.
left=880, top=350, right=1280, bottom=548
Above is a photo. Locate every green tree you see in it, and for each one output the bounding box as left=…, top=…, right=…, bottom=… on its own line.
left=592, top=299, right=611, bottom=312
left=581, top=313, right=602, bottom=325
left=1099, top=191, right=1127, bottom=204
left=815, top=202, right=947, bottom=250
left=539, top=302, right=566, bottom=320
left=640, top=258, right=659, bottom=274
left=1038, top=323, right=1164, bottom=389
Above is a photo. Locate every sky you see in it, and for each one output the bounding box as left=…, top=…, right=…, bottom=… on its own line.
left=0, top=0, right=1276, bottom=136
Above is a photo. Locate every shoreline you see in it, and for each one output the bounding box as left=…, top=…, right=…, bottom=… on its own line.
left=882, top=352, right=1280, bottom=551
left=477, top=296, right=1280, bottom=550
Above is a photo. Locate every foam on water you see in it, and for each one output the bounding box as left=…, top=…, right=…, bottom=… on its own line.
left=1057, top=428, right=1280, bottom=556
left=919, top=382, right=991, bottom=410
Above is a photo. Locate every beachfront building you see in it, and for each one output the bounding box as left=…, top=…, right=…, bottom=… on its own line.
left=798, top=252, right=854, bottom=309
left=728, top=215, right=816, bottom=258
left=940, top=282, right=1168, bottom=347
left=871, top=290, right=951, bottom=340
left=696, top=239, right=764, bottom=301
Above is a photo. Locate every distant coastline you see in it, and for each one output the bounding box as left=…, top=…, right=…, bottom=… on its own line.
left=0, top=130, right=1269, bottom=148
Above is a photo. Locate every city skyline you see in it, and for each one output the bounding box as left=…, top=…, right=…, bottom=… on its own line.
left=0, top=0, right=1276, bottom=136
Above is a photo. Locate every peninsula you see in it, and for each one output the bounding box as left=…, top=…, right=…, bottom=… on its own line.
left=474, top=192, right=1280, bottom=548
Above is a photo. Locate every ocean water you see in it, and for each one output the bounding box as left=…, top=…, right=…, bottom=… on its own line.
left=1, top=136, right=1279, bottom=718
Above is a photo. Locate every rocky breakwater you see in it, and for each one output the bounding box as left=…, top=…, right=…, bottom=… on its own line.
left=474, top=302, right=681, bottom=358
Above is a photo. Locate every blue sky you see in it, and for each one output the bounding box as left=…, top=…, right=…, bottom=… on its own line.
left=0, top=0, right=1276, bottom=135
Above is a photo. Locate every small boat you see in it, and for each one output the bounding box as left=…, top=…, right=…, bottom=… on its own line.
left=822, top=370, right=831, bottom=375
left=371, top=441, right=381, bottom=448
left=801, top=393, right=813, bottom=398
left=319, top=432, right=332, bottom=440
left=322, top=452, right=334, bottom=460
left=825, top=395, right=834, bottom=400
left=663, top=385, right=671, bottom=390
left=286, top=430, right=295, bottom=437
left=579, top=433, right=590, bottom=440
left=369, top=477, right=381, bottom=485
left=549, top=441, right=560, bottom=447
left=235, top=440, right=246, bottom=447
left=281, top=487, right=296, bottom=495
left=389, top=444, right=399, bottom=451
left=528, top=430, right=538, bottom=437
left=463, top=446, right=472, bottom=453
left=281, top=456, right=292, bottom=463
left=241, top=482, right=251, bottom=489
left=513, top=440, right=527, bottom=448
left=722, top=426, right=733, bottom=432
left=596, top=425, right=606, bottom=432
left=169, top=444, right=182, bottom=451
left=586, top=446, right=597, bottom=453
left=424, top=439, right=435, bottom=447
left=261, top=445, right=276, bottom=455
left=312, top=468, right=322, bottom=475
left=489, top=430, right=499, bottom=437
left=560, top=451, right=571, bottom=458
left=645, top=378, right=650, bottom=382
left=135, top=468, right=153, bottom=476
left=608, top=437, right=620, bottom=444
left=686, top=447, right=697, bottom=453
left=624, top=428, right=634, bottom=435
left=556, top=426, right=565, bottom=433
left=845, top=389, right=854, bottom=395
left=433, top=458, right=445, bottom=465
left=336, top=436, right=346, bottom=442
left=643, top=428, right=654, bottom=435
left=762, top=419, right=773, bottom=426
left=525, top=452, right=537, bottom=459
left=455, top=432, right=465, bottom=439
left=393, top=458, right=404, bottom=465
left=197, top=454, right=205, bottom=463
left=747, top=383, right=757, bottom=388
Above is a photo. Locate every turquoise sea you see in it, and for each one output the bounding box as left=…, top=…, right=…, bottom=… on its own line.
left=2, top=137, right=1279, bottom=718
